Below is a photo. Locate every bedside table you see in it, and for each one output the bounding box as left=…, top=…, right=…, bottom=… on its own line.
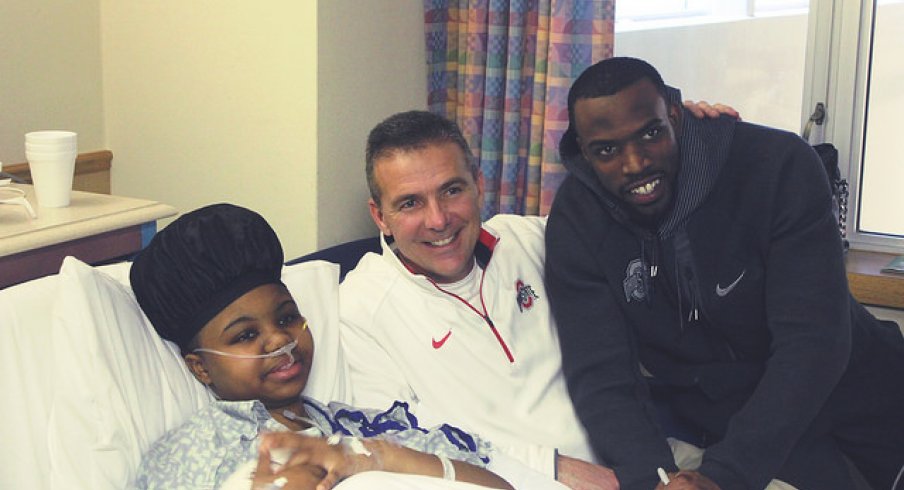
left=0, top=184, right=176, bottom=288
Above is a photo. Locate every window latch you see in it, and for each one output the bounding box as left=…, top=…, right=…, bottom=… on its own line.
left=802, top=102, right=826, bottom=141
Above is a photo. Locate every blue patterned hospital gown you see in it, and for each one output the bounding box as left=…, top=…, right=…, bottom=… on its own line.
left=132, top=397, right=493, bottom=489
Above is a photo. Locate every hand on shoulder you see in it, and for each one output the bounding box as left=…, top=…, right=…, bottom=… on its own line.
left=682, top=100, right=741, bottom=121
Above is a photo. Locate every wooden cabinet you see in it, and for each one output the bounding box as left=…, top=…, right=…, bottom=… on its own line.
left=0, top=184, right=175, bottom=288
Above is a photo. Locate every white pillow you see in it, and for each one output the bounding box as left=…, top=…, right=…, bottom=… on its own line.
left=285, top=261, right=352, bottom=405
left=46, top=257, right=348, bottom=490
left=0, top=273, right=60, bottom=490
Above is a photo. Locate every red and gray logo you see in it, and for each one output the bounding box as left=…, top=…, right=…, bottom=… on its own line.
left=516, top=279, right=539, bottom=312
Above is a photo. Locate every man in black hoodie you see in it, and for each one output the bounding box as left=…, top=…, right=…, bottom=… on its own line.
left=545, top=56, right=904, bottom=490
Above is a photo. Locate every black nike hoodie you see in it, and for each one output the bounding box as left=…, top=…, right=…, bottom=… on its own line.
left=544, top=94, right=882, bottom=489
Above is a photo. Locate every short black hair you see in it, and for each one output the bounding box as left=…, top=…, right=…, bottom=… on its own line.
left=365, top=110, right=476, bottom=205
left=560, top=57, right=669, bottom=158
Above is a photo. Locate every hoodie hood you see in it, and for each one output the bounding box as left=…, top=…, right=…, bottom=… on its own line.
left=559, top=86, right=737, bottom=239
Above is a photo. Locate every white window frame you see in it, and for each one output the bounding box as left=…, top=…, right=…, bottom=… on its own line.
left=616, top=0, right=811, bottom=31
left=812, top=0, right=904, bottom=252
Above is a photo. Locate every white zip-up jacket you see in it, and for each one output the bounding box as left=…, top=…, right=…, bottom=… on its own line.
left=339, top=214, right=595, bottom=478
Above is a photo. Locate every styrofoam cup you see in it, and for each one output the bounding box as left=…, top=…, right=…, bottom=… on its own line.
left=26, top=141, right=77, bottom=152
left=26, top=151, right=77, bottom=208
left=25, top=148, right=78, bottom=160
left=25, top=130, right=77, bottom=145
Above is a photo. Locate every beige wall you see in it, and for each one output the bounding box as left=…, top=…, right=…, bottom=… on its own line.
left=0, top=0, right=105, bottom=165
left=101, top=1, right=320, bottom=258
left=101, top=0, right=425, bottom=258
left=317, top=0, right=427, bottom=248
left=2, top=0, right=424, bottom=260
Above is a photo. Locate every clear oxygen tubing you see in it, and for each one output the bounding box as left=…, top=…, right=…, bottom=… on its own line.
left=193, top=334, right=301, bottom=368
left=194, top=337, right=298, bottom=367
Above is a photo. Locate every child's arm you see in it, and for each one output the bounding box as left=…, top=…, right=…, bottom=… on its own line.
left=250, top=453, right=325, bottom=490
left=257, top=432, right=514, bottom=490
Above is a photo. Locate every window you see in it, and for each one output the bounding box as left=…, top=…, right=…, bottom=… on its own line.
left=754, top=0, right=809, bottom=15
left=616, top=0, right=810, bottom=30
left=616, top=1, right=709, bottom=23
left=828, top=0, right=904, bottom=248
left=615, top=0, right=809, bottom=132
left=616, top=0, right=904, bottom=253
left=858, top=2, right=900, bottom=235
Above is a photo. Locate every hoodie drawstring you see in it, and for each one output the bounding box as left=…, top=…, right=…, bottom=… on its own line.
left=640, top=236, right=661, bottom=303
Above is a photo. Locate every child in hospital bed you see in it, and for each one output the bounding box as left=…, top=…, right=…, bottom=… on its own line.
left=128, top=203, right=513, bottom=490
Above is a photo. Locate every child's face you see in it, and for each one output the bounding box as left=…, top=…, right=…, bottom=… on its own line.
left=185, top=283, right=314, bottom=409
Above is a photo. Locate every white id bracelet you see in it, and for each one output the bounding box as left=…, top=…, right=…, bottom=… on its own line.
left=437, top=455, right=456, bottom=481
left=326, top=433, right=372, bottom=456
left=257, top=476, right=288, bottom=490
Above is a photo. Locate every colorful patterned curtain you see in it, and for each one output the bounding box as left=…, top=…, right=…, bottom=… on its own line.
left=424, top=0, right=614, bottom=218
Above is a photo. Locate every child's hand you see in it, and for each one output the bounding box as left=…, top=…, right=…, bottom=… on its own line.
left=258, top=432, right=380, bottom=490
left=252, top=445, right=325, bottom=490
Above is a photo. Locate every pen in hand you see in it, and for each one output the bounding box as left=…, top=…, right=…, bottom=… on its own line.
left=658, top=467, right=671, bottom=486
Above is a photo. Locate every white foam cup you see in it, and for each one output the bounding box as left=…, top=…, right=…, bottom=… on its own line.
left=25, top=141, right=77, bottom=152
left=25, top=148, right=78, bottom=159
left=25, top=150, right=77, bottom=208
left=25, top=130, right=77, bottom=145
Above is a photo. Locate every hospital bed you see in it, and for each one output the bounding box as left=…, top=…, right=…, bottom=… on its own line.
left=0, top=251, right=562, bottom=490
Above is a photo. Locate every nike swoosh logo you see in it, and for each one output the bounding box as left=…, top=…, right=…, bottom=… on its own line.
left=716, top=270, right=746, bottom=297
left=432, top=330, right=452, bottom=349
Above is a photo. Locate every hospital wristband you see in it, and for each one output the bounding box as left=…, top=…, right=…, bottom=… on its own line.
left=437, top=455, right=456, bottom=481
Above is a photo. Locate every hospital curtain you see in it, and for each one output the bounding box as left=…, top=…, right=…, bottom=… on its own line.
left=424, top=0, right=614, bottom=218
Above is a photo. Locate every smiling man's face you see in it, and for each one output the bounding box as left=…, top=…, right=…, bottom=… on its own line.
left=574, top=77, right=681, bottom=226
left=368, top=141, right=484, bottom=283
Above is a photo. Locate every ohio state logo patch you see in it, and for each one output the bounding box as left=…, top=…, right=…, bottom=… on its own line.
left=516, top=279, right=539, bottom=312
left=623, top=258, right=646, bottom=303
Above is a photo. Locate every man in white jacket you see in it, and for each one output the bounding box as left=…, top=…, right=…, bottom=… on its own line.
left=339, top=110, right=615, bottom=490
left=339, top=106, right=734, bottom=489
